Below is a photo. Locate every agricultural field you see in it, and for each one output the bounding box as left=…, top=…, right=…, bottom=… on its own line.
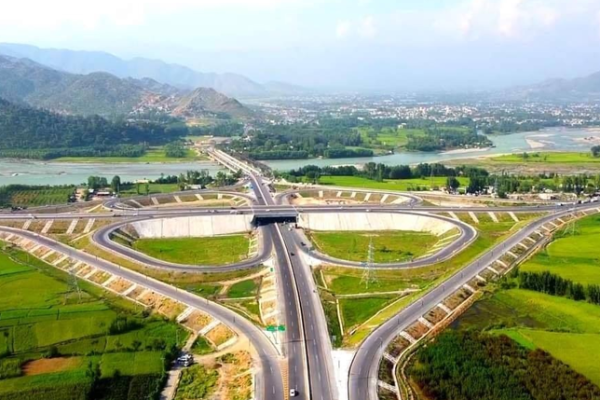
left=318, top=175, right=470, bottom=191
left=520, top=214, right=600, bottom=285
left=0, top=186, right=75, bottom=208
left=318, top=212, right=543, bottom=347
left=0, top=245, right=186, bottom=400
left=454, top=289, right=600, bottom=386
left=491, top=151, right=600, bottom=164
left=54, top=146, right=205, bottom=163
left=132, top=235, right=250, bottom=265
left=307, top=230, right=440, bottom=263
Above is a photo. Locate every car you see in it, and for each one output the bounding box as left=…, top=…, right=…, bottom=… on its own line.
left=290, top=389, right=298, bottom=397
left=290, top=252, right=295, bottom=256
left=300, top=242, right=306, bottom=246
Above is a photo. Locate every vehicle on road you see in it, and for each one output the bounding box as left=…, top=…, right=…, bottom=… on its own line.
left=290, top=389, right=298, bottom=397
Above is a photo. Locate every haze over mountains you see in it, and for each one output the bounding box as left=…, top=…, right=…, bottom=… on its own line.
left=0, top=54, right=254, bottom=119
left=0, top=43, right=308, bottom=99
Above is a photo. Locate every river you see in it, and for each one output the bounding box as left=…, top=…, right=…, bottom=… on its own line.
left=0, top=128, right=597, bottom=186
left=0, top=160, right=224, bottom=186
left=265, top=127, right=599, bottom=170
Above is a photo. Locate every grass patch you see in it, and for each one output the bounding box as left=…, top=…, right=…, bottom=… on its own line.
left=54, top=146, right=205, bottom=163
left=175, top=364, right=219, bottom=400
left=226, top=279, right=258, bottom=299
left=191, top=336, right=214, bottom=355
left=491, top=152, right=600, bottom=164
left=318, top=175, right=469, bottom=191
left=309, top=230, right=439, bottom=263
left=521, top=214, right=600, bottom=285
left=339, top=296, right=396, bottom=332
left=132, top=235, right=250, bottom=266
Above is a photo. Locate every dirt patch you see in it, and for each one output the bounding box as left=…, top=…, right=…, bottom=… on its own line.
left=23, top=357, right=82, bottom=376
left=182, top=311, right=212, bottom=332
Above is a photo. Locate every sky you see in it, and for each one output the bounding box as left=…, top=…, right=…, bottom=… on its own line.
left=0, top=0, right=599, bottom=91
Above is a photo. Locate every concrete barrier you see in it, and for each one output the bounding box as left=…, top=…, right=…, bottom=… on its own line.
left=131, top=215, right=253, bottom=238
left=298, top=212, right=455, bottom=236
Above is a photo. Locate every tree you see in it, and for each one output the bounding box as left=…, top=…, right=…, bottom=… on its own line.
left=111, top=176, right=121, bottom=193
left=305, top=170, right=321, bottom=184
left=87, top=176, right=108, bottom=190
left=446, top=176, right=460, bottom=192
left=591, top=145, right=600, bottom=158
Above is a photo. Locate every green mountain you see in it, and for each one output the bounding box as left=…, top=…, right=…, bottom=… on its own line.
left=0, top=42, right=288, bottom=98
left=0, top=97, right=184, bottom=158
left=0, top=55, right=254, bottom=119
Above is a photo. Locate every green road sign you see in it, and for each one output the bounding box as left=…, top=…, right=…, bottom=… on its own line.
left=278, top=325, right=286, bottom=332
left=266, top=325, right=277, bottom=332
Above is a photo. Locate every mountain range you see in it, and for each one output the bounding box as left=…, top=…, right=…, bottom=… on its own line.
left=508, top=71, right=600, bottom=101
left=0, top=43, right=308, bottom=99
left=0, top=54, right=254, bottom=119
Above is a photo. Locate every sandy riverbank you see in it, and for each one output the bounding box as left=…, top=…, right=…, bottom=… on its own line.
left=440, top=147, right=491, bottom=155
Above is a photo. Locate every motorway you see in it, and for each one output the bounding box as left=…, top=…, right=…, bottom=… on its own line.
left=2, top=146, right=598, bottom=400
left=347, top=205, right=598, bottom=400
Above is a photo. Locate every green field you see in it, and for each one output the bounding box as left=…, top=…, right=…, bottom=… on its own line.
left=308, top=230, right=440, bottom=263
left=0, top=186, right=75, bottom=208
left=318, top=175, right=469, bottom=191
left=55, top=147, right=205, bottom=163
left=133, top=235, right=250, bottom=265
left=0, top=245, right=186, bottom=400
left=491, top=152, right=600, bottom=164
left=455, top=288, right=600, bottom=385
left=521, top=214, right=600, bottom=285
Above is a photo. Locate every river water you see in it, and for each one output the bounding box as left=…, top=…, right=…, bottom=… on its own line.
left=0, top=160, right=224, bottom=186
left=0, top=128, right=597, bottom=186
left=265, top=127, right=599, bottom=171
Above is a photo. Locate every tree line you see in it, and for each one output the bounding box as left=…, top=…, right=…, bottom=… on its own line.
left=278, top=163, right=487, bottom=184
left=517, top=270, right=600, bottom=305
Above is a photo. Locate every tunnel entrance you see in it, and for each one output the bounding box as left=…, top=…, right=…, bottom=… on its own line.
left=252, top=211, right=298, bottom=226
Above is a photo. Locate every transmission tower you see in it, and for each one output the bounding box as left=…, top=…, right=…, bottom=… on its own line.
left=69, top=268, right=82, bottom=302
left=361, top=237, right=378, bottom=289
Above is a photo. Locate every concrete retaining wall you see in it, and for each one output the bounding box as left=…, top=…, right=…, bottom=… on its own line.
left=298, top=212, right=455, bottom=236
left=131, top=215, right=253, bottom=238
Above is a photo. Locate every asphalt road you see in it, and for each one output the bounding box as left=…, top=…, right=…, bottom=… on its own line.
left=0, top=226, right=284, bottom=400
left=290, top=210, right=477, bottom=269
left=279, top=225, right=338, bottom=400
left=0, top=202, right=586, bottom=221
left=348, top=205, right=595, bottom=400
left=93, top=220, right=274, bottom=273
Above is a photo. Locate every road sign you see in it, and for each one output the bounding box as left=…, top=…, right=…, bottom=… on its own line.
left=277, top=325, right=286, bottom=332
left=266, top=325, right=277, bottom=332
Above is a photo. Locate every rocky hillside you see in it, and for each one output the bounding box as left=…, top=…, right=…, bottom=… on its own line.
left=173, top=88, right=254, bottom=119
left=0, top=55, right=254, bottom=119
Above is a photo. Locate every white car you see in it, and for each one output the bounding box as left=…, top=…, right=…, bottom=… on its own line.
left=290, top=389, right=298, bottom=397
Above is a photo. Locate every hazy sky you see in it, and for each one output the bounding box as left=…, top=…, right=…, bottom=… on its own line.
left=1, top=0, right=599, bottom=90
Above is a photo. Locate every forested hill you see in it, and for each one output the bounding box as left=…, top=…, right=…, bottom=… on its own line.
left=0, top=98, right=185, bottom=159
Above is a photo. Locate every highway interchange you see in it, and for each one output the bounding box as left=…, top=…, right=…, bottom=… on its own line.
left=1, top=148, right=598, bottom=400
